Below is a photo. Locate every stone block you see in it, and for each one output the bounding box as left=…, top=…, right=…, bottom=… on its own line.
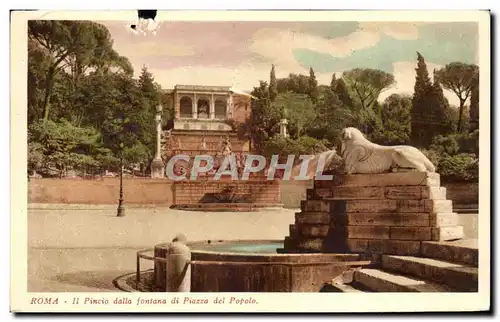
left=431, top=226, right=464, bottom=241
left=289, top=224, right=298, bottom=238
left=381, top=255, right=478, bottom=292
left=316, top=186, right=385, bottom=200
left=333, top=172, right=441, bottom=187
left=424, top=200, right=453, bottom=213
left=368, top=239, right=422, bottom=256
left=295, top=212, right=331, bottom=225
left=298, top=224, right=330, bottom=237
left=343, top=226, right=390, bottom=239
left=420, top=241, right=478, bottom=267
left=384, top=186, right=446, bottom=200
left=344, top=239, right=370, bottom=253
left=429, top=213, right=460, bottom=227
left=283, top=236, right=296, bottom=250
left=353, top=268, right=452, bottom=292
left=340, top=213, right=430, bottom=227
left=340, top=239, right=421, bottom=256
left=301, top=200, right=330, bottom=213
left=389, top=227, right=432, bottom=241
left=295, top=238, right=324, bottom=252
left=344, top=200, right=450, bottom=213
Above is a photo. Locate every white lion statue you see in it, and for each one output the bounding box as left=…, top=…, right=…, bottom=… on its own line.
left=340, top=127, right=436, bottom=174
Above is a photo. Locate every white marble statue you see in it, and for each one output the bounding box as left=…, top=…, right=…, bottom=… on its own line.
left=340, top=127, right=436, bottom=174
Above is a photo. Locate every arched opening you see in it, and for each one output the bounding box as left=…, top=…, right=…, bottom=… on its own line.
left=179, top=97, right=192, bottom=118
left=215, top=99, right=227, bottom=119
left=197, top=99, right=210, bottom=119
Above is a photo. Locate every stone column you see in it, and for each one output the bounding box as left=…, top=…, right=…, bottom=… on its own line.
left=210, top=93, right=215, bottom=119
left=192, top=93, right=198, bottom=119
left=227, top=94, right=233, bottom=119
left=280, top=118, right=289, bottom=138
left=174, top=92, right=180, bottom=119
left=151, top=104, right=165, bottom=178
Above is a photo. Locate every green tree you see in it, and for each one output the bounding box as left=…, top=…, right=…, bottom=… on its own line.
left=411, top=52, right=449, bottom=147
left=434, top=62, right=479, bottom=132
left=28, top=119, right=108, bottom=176
left=342, top=68, right=395, bottom=110
left=269, top=64, right=278, bottom=102
left=308, top=67, right=319, bottom=103
left=469, top=70, right=479, bottom=132
left=374, top=94, right=412, bottom=145
left=276, top=73, right=310, bottom=94
left=332, top=77, right=353, bottom=109
left=329, top=73, right=337, bottom=92
left=28, top=21, right=131, bottom=123
left=274, top=92, right=316, bottom=138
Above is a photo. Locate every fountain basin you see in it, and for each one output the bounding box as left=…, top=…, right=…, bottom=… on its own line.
left=153, top=240, right=372, bottom=292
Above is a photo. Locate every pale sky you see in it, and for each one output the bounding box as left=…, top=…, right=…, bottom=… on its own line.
left=100, top=20, right=478, bottom=106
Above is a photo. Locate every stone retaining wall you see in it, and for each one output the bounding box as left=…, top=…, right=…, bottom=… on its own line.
left=28, top=178, right=174, bottom=205
left=27, top=178, right=478, bottom=210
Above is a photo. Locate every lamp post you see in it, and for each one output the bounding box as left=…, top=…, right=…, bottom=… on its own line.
left=117, top=113, right=126, bottom=217
left=117, top=149, right=125, bottom=217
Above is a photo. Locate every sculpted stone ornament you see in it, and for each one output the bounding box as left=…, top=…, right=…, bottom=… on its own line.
left=339, top=127, right=436, bottom=174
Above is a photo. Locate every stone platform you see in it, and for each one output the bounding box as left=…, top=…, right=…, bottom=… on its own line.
left=283, top=172, right=464, bottom=256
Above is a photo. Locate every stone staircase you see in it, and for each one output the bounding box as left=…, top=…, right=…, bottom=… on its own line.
left=281, top=171, right=479, bottom=293
left=283, top=172, right=464, bottom=254
left=324, top=240, right=478, bottom=292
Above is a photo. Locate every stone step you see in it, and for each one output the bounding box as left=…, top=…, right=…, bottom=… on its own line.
left=295, top=212, right=331, bottom=225
left=310, top=186, right=447, bottom=201
left=323, top=282, right=364, bottom=292
left=296, top=212, right=460, bottom=227
left=421, top=240, right=478, bottom=267
left=341, top=239, right=422, bottom=256
left=353, top=268, right=457, bottom=292
left=300, top=199, right=453, bottom=214
left=314, top=172, right=440, bottom=188
left=381, top=255, right=478, bottom=292
left=297, top=224, right=330, bottom=237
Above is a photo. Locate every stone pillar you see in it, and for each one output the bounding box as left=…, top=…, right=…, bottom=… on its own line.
left=210, top=93, right=215, bottom=119
left=280, top=118, right=289, bottom=138
left=174, top=92, right=180, bottom=119
left=166, top=237, right=191, bottom=292
left=192, top=93, right=198, bottom=119
left=151, top=104, right=165, bottom=178
left=227, top=94, right=233, bottom=119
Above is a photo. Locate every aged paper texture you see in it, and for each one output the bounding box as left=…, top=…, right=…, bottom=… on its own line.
left=11, top=10, right=490, bottom=313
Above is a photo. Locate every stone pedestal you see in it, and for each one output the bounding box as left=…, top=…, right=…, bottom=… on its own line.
left=283, top=172, right=464, bottom=256
left=150, top=157, right=165, bottom=178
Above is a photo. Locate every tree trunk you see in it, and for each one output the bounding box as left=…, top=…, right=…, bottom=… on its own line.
left=457, top=98, right=465, bottom=133
left=42, top=66, right=55, bottom=122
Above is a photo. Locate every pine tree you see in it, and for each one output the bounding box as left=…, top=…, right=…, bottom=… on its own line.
left=308, top=67, right=319, bottom=104
left=269, top=64, right=278, bottom=102
left=469, top=71, right=479, bottom=132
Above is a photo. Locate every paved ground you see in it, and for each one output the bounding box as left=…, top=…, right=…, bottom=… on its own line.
left=28, top=205, right=297, bottom=292
left=27, top=204, right=479, bottom=292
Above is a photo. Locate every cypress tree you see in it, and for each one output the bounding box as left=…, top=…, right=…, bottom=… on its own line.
left=330, top=73, right=337, bottom=92
left=333, top=78, right=353, bottom=109
left=269, top=64, right=278, bottom=102
left=308, top=67, right=318, bottom=104
left=411, top=52, right=436, bottom=147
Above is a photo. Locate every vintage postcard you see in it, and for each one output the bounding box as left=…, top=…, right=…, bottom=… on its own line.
left=11, top=10, right=490, bottom=313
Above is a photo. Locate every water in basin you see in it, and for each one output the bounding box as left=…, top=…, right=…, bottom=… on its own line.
left=193, top=241, right=284, bottom=254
